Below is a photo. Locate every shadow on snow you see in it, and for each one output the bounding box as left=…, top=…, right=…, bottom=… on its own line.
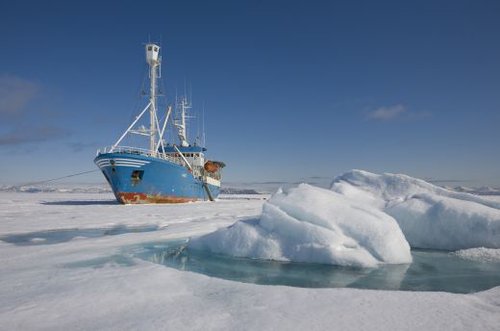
left=41, top=200, right=119, bottom=206
left=0, top=224, right=162, bottom=246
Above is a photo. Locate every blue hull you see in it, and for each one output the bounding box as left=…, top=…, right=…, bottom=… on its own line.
left=94, top=153, right=220, bottom=204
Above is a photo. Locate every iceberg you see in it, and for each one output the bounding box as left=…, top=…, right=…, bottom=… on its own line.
left=189, top=184, right=412, bottom=268
left=331, top=170, right=500, bottom=250
left=190, top=169, right=499, bottom=267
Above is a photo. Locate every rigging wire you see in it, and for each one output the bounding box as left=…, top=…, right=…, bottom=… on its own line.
left=13, top=170, right=101, bottom=188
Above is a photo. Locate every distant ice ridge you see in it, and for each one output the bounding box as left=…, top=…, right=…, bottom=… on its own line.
left=0, top=184, right=112, bottom=194
left=331, top=170, right=500, bottom=250
left=189, top=184, right=412, bottom=268
left=452, top=247, right=500, bottom=262
left=0, top=184, right=262, bottom=195
left=219, top=187, right=261, bottom=195
left=454, top=186, right=500, bottom=196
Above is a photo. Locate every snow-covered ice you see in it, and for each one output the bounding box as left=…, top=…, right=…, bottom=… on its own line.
left=1, top=190, right=500, bottom=330
left=454, top=247, right=500, bottom=263
left=191, top=170, right=500, bottom=266
left=331, top=170, right=500, bottom=250
left=190, top=184, right=411, bottom=267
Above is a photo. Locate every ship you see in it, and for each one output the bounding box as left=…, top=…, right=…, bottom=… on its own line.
left=94, top=43, right=224, bottom=204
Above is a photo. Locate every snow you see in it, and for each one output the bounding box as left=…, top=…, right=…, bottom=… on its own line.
left=387, top=193, right=500, bottom=250
left=453, top=247, right=500, bottom=263
left=483, top=195, right=500, bottom=203
left=331, top=170, right=500, bottom=210
left=190, top=184, right=411, bottom=267
left=191, top=170, right=500, bottom=266
left=1, top=190, right=500, bottom=330
left=331, top=170, right=500, bottom=250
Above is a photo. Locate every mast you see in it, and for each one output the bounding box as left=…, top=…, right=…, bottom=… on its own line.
left=145, top=43, right=160, bottom=153
left=175, top=96, right=190, bottom=147
left=110, top=43, right=169, bottom=154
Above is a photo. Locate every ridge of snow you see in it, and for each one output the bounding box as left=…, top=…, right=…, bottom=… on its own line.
left=331, top=170, right=500, bottom=250
left=190, top=184, right=411, bottom=268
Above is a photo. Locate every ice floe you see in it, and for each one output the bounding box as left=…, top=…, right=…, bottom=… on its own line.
left=191, top=170, right=500, bottom=267
left=453, top=247, right=500, bottom=263
left=190, top=184, right=412, bottom=267
left=331, top=170, right=500, bottom=250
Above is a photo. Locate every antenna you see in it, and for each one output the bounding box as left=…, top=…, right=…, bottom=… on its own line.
left=183, top=77, right=187, bottom=103
left=202, top=102, right=206, bottom=147
left=196, top=103, right=201, bottom=146
left=189, top=82, right=192, bottom=106
left=175, top=87, right=178, bottom=108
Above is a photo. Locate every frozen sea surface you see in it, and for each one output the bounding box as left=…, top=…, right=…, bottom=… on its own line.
left=1, top=191, right=500, bottom=330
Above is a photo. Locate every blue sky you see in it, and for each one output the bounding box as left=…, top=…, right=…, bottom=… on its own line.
left=1, top=0, right=499, bottom=186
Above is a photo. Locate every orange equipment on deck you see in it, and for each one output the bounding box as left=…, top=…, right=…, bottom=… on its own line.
left=204, top=160, right=226, bottom=173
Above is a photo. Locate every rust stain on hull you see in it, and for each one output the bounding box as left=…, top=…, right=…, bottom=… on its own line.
left=117, top=192, right=197, bottom=204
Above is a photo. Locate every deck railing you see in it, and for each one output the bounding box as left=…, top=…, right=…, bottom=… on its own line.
left=96, top=146, right=221, bottom=182
left=96, top=146, right=184, bottom=166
